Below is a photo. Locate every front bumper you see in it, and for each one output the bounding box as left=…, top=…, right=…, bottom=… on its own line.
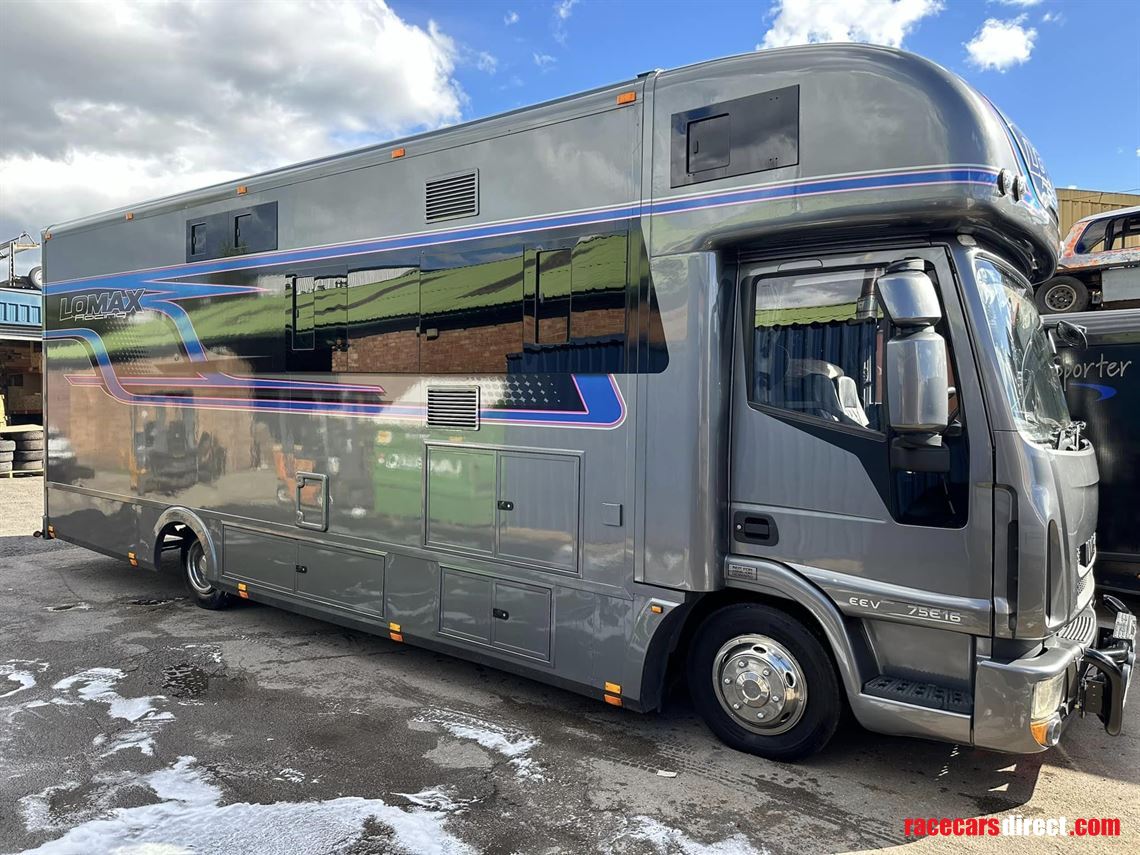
left=974, top=596, right=1135, bottom=753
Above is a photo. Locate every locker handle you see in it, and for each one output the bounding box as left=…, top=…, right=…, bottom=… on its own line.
left=493, top=608, right=510, bottom=621
left=295, top=564, right=308, bottom=574
left=497, top=500, right=514, bottom=511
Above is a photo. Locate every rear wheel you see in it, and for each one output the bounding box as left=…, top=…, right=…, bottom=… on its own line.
left=1035, top=276, right=1090, bottom=314
left=688, top=603, right=841, bottom=761
left=182, top=539, right=230, bottom=610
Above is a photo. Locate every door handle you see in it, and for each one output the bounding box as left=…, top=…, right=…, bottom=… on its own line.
left=732, top=512, right=778, bottom=545
left=295, top=564, right=308, bottom=574
left=493, top=608, right=509, bottom=621
left=497, top=500, right=514, bottom=511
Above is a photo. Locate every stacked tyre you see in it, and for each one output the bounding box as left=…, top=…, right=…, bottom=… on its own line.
left=0, top=430, right=45, bottom=475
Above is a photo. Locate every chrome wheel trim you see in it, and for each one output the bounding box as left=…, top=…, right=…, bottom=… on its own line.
left=185, top=542, right=213, bottom=595
left=712, top=634, right=807, bottom=736
left=1045, top=284, right=1076, bottom=312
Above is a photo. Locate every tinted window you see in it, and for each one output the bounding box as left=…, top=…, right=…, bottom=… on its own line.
left=420, top=246, right=525, bottom=375
left=186, top=201, right=277, bottom=261
left=749, top=267, right=885, bottom=432
left=334, top=263, right=420, bottom=373
left=515, top=233, right=628, bottom=374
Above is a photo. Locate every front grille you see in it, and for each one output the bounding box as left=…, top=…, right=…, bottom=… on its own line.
left=1058, top=607, right=1097, bottom=646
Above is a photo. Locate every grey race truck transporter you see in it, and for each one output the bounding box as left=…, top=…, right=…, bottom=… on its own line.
left=39, top=45, right=1134, bottom=760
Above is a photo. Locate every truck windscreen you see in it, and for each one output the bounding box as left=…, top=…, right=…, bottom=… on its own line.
left=974, top=257, right=1072, bottom=442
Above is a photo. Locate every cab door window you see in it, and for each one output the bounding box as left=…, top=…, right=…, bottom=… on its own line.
left=749, top=267, right=886, bottom=432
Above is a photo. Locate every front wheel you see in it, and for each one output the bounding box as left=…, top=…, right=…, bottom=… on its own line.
left=687, top=604, right=841, bottom=761
left=182, top=539, right=230, bottom=610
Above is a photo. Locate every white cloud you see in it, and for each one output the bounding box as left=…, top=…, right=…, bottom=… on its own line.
left=0, top=0, right=465, bottom=274
left=533, top=52, right=557, bottom=69
left=553, top=0, right=579, bottom=44
left=504, top=10, right=519, bottom=25
left=965, top=16, right=1038, bottom=71
left=759, top=0, right=943, bottom=49
left=994, top=0, right=1042, bottom=6
left=1042, top=11, right=1062, bottom=23
left=475, top=51, right=498, bottom=74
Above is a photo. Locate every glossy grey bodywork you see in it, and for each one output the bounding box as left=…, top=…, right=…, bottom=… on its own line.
left=41, top=46, right=1101, bottom=752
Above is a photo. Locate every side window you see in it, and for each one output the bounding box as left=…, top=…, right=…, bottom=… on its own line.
left=1075, top=219, right=1108, bottom=254
left=518, top=232, right=628, bottom=373
left=1106, top=215, right=1140, bottom=251
left=335, top=263, right=420, bottom=374
left=287, top=265, right=347, bottom=372
left=749, top=267, right=885, bottom=432
left=536, top=250, right=572, bottom=344
left=420, top=247, right=524, bottom=375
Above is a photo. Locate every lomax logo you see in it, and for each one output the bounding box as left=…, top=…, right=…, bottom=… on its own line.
left=59, top=289, right=146, bottom=322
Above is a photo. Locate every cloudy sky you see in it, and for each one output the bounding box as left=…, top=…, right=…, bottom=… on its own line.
left=2, top=0, right=1138, bottom=276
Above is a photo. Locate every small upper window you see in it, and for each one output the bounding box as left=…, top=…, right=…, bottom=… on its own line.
left=190, top=223, right=207, bottom=256
left=234, top=213, right=251, bottom=251
left=749, top=267, right=886, bottom=432
left=1106, top=215, right=1140, bottom=251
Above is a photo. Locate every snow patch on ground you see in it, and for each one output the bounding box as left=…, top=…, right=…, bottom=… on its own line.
left=396, top=786, right=471, bottom=813
left=414, top=708, right=543, bottom=779
left=47, top=667, right=174, bottom=756
left=1, top=660, right=49, bottom=699
left=20, top=756, right=473, bottom=855
left=606, top=816, right=765, bottom=855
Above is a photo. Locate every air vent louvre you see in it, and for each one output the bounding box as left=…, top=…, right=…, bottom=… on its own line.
left=426, top=170, right=479, bottom=223
left=427, top=386, right=480, bottom=430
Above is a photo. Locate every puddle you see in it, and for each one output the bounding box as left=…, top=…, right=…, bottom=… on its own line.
left=45, top=602, right=90, bottom=612
left=128, top=597, right=185, bottom=607
left=162, top=663, right=210, bottom=698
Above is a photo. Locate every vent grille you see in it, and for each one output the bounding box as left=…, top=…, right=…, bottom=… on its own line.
left=427, top=386, right=480, bottom=430
left=426, top=170, right=479, bottom=222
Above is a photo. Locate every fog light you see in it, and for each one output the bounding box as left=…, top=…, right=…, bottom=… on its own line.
left=1031, top=673, right=1065, bottom=721
left=1030, top=715, right=1064, bottom=747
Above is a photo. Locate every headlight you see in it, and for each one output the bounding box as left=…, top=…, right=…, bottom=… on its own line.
left=1031, top=673, right=1065, bottom=721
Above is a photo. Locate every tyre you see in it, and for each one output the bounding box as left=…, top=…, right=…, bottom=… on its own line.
left=16, top=430, right=43, bottom=442
left=17, top=439, right=44, bottom=451
left=687, top=603, right=841, bottom=762
left=182, top=539, right=230, bottom=610
left=0, top=451, right=12, bottom=463
left=0, top=461, right=11, bottom=473
left=14, top=460, right=42, bottom=472
left=0, top=440, right=14, bottom=453
left=1035, top=276, right=1090, bottom=314
left=14, top=450, right=43, bottom=462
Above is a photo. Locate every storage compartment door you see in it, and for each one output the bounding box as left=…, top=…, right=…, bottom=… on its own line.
left=426, top=447, right=496, bottom=555
left=440, top=568, right=493, bottom=644
left=491, top=580, right=552, bottom=661
left=496, top=452, right=580, bottom=573
left=297, top=543, right=385, bottom=618
left=222, top=527, right=297, bottom=594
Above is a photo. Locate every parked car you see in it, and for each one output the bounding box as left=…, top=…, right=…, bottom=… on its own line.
left=1036, top=206, right=1140, bottom=313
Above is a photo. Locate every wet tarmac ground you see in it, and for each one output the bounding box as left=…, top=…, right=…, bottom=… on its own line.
left=1, top=482, right=1137, bottom=853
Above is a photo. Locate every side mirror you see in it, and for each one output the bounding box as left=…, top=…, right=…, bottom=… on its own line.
left=877, top=260, right=951, bottom=472
left=886, top=331, right=949, bottom=433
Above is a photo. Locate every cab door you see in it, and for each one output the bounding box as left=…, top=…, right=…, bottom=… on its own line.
left=729, top=247, right=995, bottom=646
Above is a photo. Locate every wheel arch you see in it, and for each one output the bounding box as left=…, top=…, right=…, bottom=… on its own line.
left=151, top=507, right=218, bottom=580
left=640, top=561, right=869, bottom=711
